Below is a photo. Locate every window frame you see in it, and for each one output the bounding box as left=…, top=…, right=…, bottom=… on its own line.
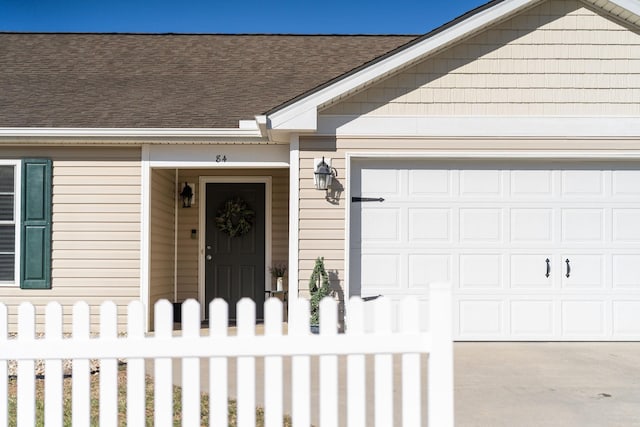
left=0, top=159, right=21, bottom=286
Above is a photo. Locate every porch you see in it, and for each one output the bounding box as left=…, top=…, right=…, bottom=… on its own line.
left=144, top=143, right=291, bottom=328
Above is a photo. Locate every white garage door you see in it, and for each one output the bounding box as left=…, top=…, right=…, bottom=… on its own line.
left=350, top=159, right=640, bottom=341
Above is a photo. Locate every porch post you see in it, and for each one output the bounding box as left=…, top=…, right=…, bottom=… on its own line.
left=288, top=135, right=300, bottom=303
left=140, top=145, right=151, bottom=332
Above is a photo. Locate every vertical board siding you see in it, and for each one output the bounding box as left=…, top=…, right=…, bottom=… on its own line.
left=176, top=169, right=289, bottom=301
left=0, top=147, right=141, bottom=332
left=321, top=0, right=640, bottom=116
left=149, top=169, right=176, bottom=325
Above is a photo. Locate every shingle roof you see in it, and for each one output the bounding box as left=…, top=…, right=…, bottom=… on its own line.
left=0, top=33, right=416, bottom=128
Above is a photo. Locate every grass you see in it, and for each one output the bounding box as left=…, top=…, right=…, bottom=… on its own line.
left=7, top=366, right=293, bottom=427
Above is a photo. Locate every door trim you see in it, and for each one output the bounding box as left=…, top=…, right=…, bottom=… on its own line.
left=198, top=176, right=272, bottom=319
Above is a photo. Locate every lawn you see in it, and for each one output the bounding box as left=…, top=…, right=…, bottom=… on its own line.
left=7, top=366, right=293, bottom=427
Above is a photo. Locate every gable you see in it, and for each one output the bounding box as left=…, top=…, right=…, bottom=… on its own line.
left=321, top=0, right=640, bottom=117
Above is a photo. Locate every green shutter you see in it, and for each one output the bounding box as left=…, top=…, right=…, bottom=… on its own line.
left=21, top=159, right=52, bottom=289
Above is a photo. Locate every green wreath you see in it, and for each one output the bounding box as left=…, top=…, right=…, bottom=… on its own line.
left=215, top=197, right=255, bottom=237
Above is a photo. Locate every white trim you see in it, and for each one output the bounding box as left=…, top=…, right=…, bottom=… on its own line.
left=318, top=116, right=640, bottom=138
left=174, top=169, right=179, bottom=303
left=288, top=135, right=300, bottom=304
left=140, top=145, right=151, bottom=332
left=0, top=127, right=263, bottom=138
left=198, top=176, right=273, bottom=320
left=602, top=0, right=640, bottom=16
left=148, top=144, right=290, bottom=168
left=268, top=0, right=536, bottom=131
left=0, top=159, right=21, bottom=287
left=344, top=149, right=640, bottom=298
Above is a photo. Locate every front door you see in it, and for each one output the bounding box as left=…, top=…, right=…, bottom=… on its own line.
left=205, top=182, right=265, bottom=320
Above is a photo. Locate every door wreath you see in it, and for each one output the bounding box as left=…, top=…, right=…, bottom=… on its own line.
left=215, top=197, right=255, bottom=237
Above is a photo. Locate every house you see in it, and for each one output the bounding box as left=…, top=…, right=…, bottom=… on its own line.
left=1, top=0, right=640, bottom=340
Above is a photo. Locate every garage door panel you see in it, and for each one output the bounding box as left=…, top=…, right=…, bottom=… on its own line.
left=612, top=209, right=640, bottom=241
left=613, top=170, right=640, bottom=196
left=361, top=253, right=401, bottom=288
left=408, top=169, right=451, bottom=196
left=561, top=170, right=604, bottom=196
left=361, top=168, right=400, bottom=196
left=511, top=170, right=553, bottom=197
left=561, top=300, right=606, bottom=337
left=460, top=208, right=503, bottom=242
left=459, top=300, right=503, bottom=336
left=409, top=254, right=451, bottom=288
left=510, top=255, right=553, bottom=288
left=613, top=255, right=640, bottom=288
left=561, top=255, right=604, bottom=289
left=408, top=208, right=451, bottom=241
left=613, top=301, right=640, bottom=335
left=510, top=300, right=554, bottom=336
left=561, top=209, right=603, bottom=241
left=511, top=209, right=553, bottom=242
left=460, top=170, right=502, bottom=196
left=361, top=208, right=400, bottom=242
left=460, top=254, right=502, bottom=289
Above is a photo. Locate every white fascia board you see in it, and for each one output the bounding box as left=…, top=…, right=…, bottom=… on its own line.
left=267, top=0, right=535, bottom=131
left=606, top=0, right=640, bottom=16
left=0, top=127, right=265, bottom=143
left=318, top=115, right=640, bottom=138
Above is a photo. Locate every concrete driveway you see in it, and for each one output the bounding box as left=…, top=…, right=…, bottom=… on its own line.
left=456, top=343, right=640, bottom=427
left=147, top=337, right=640, bottom=426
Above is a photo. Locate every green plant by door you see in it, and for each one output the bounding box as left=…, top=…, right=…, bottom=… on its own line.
left=309, top=257, right=331, bottom=325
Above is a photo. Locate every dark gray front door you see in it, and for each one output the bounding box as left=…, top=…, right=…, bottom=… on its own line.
left=205, top=182, right=265, bottom=320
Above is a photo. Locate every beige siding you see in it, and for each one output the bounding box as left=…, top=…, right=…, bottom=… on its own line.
left=175, top=169, right=289, bottom=301
left=149, top=169, right=176, bottom=325
left=0, top=147, right=140, bottom=332
left=322, top=0, right=640, bottom=116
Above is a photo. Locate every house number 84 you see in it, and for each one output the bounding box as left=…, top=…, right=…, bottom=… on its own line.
left=216, top=155, right=227, bottom=163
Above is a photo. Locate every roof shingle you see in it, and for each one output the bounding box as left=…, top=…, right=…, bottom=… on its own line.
left=0, top=33, right=416, bottom=128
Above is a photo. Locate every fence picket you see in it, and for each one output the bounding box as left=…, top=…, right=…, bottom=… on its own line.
left=17, top=303, right=35, bottom=427
left=0, top=304, right=6, bottom=427
left=346, top=297, right=365, bottom=427
left=44, top=302, right=63, bottom=427
left=209, top=299, right=229, bottom=427
left=127, top=301, right=146, bottom=426
left=290, top=298, right=311, bottom=427
left=154, top=299, right=174, bottom=427
left=99, top=301, right=119, bottom=427
left=400, top=297, right=421, bottom=427
left=264, top=298, right=284, bottom=427
left=72, top=301, right=91, bottom=427
left=182, top=299, right=202, bottom=427
left=428, top=283, right=454, bottom=427
left=374, top=297, right=393, bottom=427
left=237, top=298, right=256, bottom=427
left=319, top=297, right=338, bottom=427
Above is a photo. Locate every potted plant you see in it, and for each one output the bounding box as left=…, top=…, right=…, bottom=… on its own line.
left=309, top=257, right=332, bottom=333
left=269, top=262, right=287, bottom=291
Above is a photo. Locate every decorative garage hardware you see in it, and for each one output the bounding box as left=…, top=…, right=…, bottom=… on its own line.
left=313, top=157, right=337, bottom=191
left=179, top=182, right=194, bottom=208
left=352, top=197, right=385, bottom=203
left=545, top=258, right=550, bottom=278
left=565, top=259, right=571, bottom=278
left=215, top=197, right=255, bottom=237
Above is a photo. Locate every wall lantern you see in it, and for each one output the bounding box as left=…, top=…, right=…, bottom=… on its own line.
left=179, top=182, right=194, bottom=208
left=314, top=157, right=336, bottom=191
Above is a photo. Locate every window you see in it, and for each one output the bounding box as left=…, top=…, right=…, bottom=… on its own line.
left=0, top=160, right=20, bottom=285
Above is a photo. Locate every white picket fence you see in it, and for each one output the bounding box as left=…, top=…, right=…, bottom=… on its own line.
left=1, top=283, right=453, bottom=427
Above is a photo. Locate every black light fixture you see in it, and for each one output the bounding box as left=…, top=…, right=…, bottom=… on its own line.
left=314, top=157, right=336, bottom=191
left=180, top=182, right=193, bottom=208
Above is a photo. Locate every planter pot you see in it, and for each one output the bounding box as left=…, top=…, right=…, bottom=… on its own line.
left=276, top=277, right=284, bottom=291
left=310, top=324, right=320, bottom=334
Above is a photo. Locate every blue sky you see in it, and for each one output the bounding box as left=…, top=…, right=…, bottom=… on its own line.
left=1, top=0, right=489, bottom=34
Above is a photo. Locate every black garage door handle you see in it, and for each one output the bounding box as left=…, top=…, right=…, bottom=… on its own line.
left=565, top=259, right=571, bottom=278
